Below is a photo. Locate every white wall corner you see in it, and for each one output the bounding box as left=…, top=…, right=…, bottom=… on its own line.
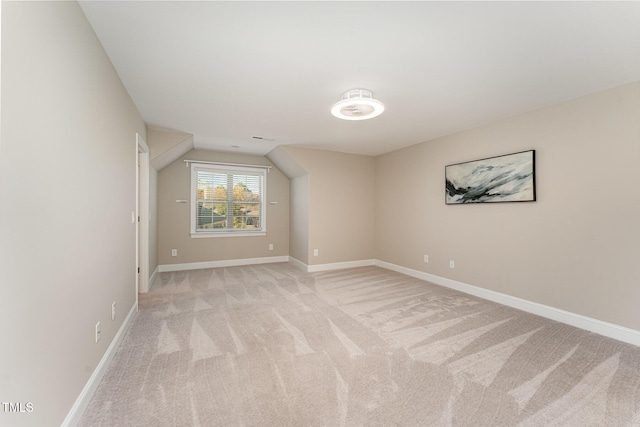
left=148, top=265, right=160, bottom=291
left=288, top=257, right=309, bottom=272
left=150, top=135, right=194, bottom=171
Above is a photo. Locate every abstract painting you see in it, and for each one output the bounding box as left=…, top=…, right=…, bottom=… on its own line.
left=445, top=150, right=536, bottom=204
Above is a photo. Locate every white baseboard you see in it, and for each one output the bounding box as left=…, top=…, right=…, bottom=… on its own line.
left=289, top=257, right=375, bottom=273
left=148, top=265, right=159, bottom=291
left=61, top=302, right=137, bottom=427
left=289, top=257, right=308, bottom=272
left=375, top=260, right=640, bottom=347
left=308, top=259, right=375, bottom=272
left=158, top=255, right=290, bottom=273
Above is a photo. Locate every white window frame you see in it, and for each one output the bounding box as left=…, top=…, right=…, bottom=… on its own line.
left=190, top=163, right=267, bottom=238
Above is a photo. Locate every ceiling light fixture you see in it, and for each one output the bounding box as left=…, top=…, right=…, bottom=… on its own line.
left=331, top=89, right=384, bottom=121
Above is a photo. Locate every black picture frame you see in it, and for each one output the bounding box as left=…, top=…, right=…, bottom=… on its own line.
left=445, top=150, right=536, bottom=204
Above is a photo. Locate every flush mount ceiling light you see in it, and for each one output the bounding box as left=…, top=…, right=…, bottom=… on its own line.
left=331, top=89, right=384, bottom=121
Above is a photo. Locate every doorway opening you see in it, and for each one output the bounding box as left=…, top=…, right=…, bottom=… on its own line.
left=136, top=133, right=150, bottom=300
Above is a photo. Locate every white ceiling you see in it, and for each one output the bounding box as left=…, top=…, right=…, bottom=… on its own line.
left=80, top=1, right=640, bottom=157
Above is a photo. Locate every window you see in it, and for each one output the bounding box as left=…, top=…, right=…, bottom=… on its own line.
left=190, top=163, right=267, bottom=237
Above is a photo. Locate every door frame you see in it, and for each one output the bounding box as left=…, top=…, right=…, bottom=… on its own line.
left=136, top=133, right=150, bottom=301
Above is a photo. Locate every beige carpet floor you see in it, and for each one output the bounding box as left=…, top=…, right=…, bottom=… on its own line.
left=80, top=263, right=640, bottom=426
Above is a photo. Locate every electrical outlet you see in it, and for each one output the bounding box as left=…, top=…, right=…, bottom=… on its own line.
left=171, top=249, right=177, bottom=257
left=449, top=260, right=455, bottom=269
left=313, top=249, right=319, bottom=257
left=95, top=322, right=101, bottom=343
left=111, top=302, right=116, bottom=321
left=423, top=255, right=429, bottom=263
left=268, top=243, right=274, bottom=251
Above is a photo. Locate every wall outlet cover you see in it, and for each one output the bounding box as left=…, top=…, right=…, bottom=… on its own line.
left=95, top=322, right=101, bottom=343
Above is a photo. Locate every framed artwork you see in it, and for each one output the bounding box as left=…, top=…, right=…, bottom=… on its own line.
left=445, top=150, right=536, bottom=204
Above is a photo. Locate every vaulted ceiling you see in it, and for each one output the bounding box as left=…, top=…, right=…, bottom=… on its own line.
left=80, top=1, right=640, bottom=157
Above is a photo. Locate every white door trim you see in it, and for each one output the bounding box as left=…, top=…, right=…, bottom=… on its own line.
left=136, top=134, right=150, bottom=295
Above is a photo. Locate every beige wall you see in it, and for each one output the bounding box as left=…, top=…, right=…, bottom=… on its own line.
left=265, top=146, right=309, bottom=264
left=280, top=146, right=376, bottom=265
left=375, top=81, right=640, bottom=331
left=290, top=175, right=310, bottom=263
left=149, top=166, right=159, bottom=275
left=0, top=2, right=146, bottom=426
left=147, top=128, right=192, bottom=160
left=157, top=150, right=289, bottom=265
left=147, top=127, right=194, bottom=171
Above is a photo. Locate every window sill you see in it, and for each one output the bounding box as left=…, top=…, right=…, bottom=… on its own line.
left=190, top=231, right=266, bottom=238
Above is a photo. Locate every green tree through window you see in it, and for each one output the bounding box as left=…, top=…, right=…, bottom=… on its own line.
left=192, top=164, right=266, bottom=236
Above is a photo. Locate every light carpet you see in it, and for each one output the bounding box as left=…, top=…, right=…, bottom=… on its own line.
left=79, top=263, right=640, bottom=426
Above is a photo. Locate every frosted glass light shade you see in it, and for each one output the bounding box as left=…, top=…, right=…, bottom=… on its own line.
left=331, top=89, right=384, bottom=121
